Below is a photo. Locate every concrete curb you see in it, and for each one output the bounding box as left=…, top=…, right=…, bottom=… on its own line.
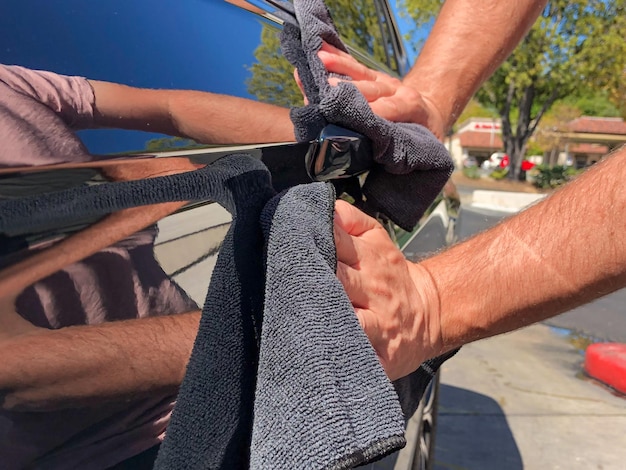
left=584, top=343, right=626, bottom=394
left=471, top=190, right=545, bottom=213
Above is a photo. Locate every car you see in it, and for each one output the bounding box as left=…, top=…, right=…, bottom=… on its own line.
left=0, top=1, right=455, bottom=469
left=483, top=153, right=535, bottom=171
left=482, top=151, right=507, bottom=170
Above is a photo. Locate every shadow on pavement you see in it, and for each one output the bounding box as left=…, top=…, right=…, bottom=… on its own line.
left=454, top=206, right=509, bottom=241
left=434, top=384, right=522, bottom=470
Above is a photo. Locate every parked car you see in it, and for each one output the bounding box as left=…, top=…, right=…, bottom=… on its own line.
left=0, top=1, right=454, bottom=469
left=483, top=152, right=536, bottom=171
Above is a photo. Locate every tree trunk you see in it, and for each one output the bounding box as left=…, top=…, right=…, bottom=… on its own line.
left=506, top=85, right=534, bottom=180
left=500, top=84, right=559, bottom=180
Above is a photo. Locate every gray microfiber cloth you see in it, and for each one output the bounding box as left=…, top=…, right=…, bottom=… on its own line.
left=0, top=156, right=270, bottom=235
left=155, top=173, right=409, bottom=469
left=279, top=0, right=454, bottom=231
left=250, top=183, right=405, bottom=468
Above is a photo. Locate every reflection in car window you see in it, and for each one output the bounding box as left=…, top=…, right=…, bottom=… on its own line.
left=325, top=0, right=399, bottom=73
left=246, top=23, right=304, bottom=107
left=0, top=0, right=290, bottom=155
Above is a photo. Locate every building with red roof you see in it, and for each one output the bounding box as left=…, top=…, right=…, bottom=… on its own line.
left=447, top=116, right=626, bottom=169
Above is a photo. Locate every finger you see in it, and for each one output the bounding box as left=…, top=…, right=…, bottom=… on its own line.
left=347, top=79, right=397, bottom=101
left=325, top=78, right=397, bottom=104
left=334, top=224, right=359, bottom=267
left=319, top=41, right=353, bottom=59
left=317, top=49, right=378, bottom=82
left=335, top=200, right=381, bottom=237
left=293, top=69, right=309, bottom=105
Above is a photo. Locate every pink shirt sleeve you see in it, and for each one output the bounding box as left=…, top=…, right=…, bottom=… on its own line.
left=0, top=64, right=95, bottom=129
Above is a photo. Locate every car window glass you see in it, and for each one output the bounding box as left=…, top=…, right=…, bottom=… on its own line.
left=0, top=0, right=298, bottom=157
left=325, top=0, right=399, bottom=73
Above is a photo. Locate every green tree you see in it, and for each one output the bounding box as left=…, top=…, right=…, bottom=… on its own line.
left=560, top=91, right=621, bottom=118
left=246, top=24, right=303, bottom=107
left=531, top=103, right=581, bottom=166
left=401, top=0, right=626, bottom=179
left=325, top=0, right=392, bottom=70
left=455, top=99, right=499, bottom=130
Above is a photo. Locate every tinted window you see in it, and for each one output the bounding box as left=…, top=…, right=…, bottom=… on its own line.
left=326, top=0, right=400, bottom=73
left=0, top=0, right=295, bottom=155
left=1, top=0, right=405, bottom=157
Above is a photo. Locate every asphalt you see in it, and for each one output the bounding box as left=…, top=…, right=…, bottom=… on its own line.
left=434, top=324, right=626, bottom=470
left=433, top=190, right=626, bottom=470
left=454, top=197, right=626, bottom=343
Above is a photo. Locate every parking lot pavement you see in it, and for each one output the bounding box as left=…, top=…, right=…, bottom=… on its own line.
left=433, top=324, right=626, bottom=470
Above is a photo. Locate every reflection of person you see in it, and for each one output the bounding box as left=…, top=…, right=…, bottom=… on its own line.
left=0, top=64, right=294, bottom=469
left=316, top=0, right=626, bottom=380
left=0, top=64, right=295, bottom=169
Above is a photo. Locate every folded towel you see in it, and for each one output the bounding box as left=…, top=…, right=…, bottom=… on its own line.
left=279, top=0, right=454, bottom=231
left=153, top=156, right=275, bottom=469
left=250, top=183, right=405, bottom=468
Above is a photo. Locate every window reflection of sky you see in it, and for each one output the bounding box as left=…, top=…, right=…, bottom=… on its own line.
left=0, top=0, right=275, bottom=154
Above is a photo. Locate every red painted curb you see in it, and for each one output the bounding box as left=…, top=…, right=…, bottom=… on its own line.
left=584, top=343, right=626, bottom=395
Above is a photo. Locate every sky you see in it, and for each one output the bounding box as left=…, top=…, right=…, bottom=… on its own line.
left=390, top=1, right=432, bottom=65
left=390, top=2, right=418, bottom=64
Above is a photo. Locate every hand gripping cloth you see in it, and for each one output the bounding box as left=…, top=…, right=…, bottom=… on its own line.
left=279, top=0, right=454, bottom=231
left=153, top=163, right=408, bottom=469
left=0, top=155, right=408, bottom=468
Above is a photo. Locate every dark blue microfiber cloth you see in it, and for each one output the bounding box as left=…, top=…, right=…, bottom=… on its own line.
left=279, top=0, right=454, bottom=231
left=250, top=182, right=405, bottom=468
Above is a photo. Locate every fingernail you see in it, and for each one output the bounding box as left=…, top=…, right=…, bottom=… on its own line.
left=317, top=50, right=330, bottom=60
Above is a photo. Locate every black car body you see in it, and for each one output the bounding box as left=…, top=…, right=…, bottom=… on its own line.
left=0, top=1, right=454, bottom=468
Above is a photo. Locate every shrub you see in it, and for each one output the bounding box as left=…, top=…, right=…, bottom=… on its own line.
left=490, top=167, right=509, bottom=180
left=532, top=164, right=581, bottom=189
left=462, top=166, right=480, bottom=179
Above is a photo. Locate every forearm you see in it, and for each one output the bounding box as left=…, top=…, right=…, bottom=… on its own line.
left=90, top=80, right=295, bottom=144
left=166, top=89, right=295, bottom=144
left=421, top=147, right=626, bottom=354
left=0, top=311, right=199, bottom=411
left=407, top=0, right=546, bottom=131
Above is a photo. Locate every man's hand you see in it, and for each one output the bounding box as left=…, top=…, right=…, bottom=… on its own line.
left=295, top=42, right=446, bottom=140
left=334, top=200, right=443, bottom=380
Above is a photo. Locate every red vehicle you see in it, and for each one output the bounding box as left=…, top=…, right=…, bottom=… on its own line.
left=500, top=154, right=536, bottom=171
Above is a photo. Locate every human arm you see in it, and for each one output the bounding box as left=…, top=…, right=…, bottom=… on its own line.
left=0, top=199, right=197, bottom=411
left=0, top=309, right=199, bottom=411
left=335, top=146, right=626, bottom=380
left=0, top=160, right=200, bottom=411
left=316, top=0, right=547, bottom=139
left=0, top=64, right=295, bottom=144
left=89, top=80, right=296, bottom=144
